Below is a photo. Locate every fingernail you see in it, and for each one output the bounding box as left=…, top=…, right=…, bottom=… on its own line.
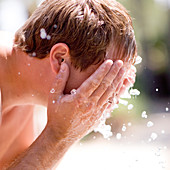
left=105, top=59, right=113, bottom=66
left=117, top=60, right=123, bottom=66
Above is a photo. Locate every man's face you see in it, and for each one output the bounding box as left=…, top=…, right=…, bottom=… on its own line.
left=64, top=43, right=131, bottom=94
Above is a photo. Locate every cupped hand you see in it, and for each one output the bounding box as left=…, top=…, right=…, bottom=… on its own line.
left=47, top=60, right=126, bottom=142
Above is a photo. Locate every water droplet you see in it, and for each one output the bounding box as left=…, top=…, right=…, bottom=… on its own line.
left=148, top=138, right=152, bottom=142
left=128, top=104, right=134, bottom=110
left=50, top=88, right=55, bottom=93
left=52, top=100, right=56, bottom=104
left=122, top=125, right=127, bottom=132
left=18, top=72, right=21, bottom=75
left=156, top=88, right=159, bottom=92
left=147, top=121, right=154, bottom=127
left=165, top=107, right=169, bottom=112
left=116, top=133, right=122, bottom=140
left=150, top=132, right=158, bottom=140
left=70, top=89, right=77, bottom=95
left=141, top=111, right=148, bottom=119
left=32, top=52, right=36, bottom=57
left=54, top=24, right=57, bottom=28
left=119, top=99, right=128, bottom=106
left=47, top=35, right=51, bottom=40
left=161, top=130, right=165, bottom=134
left=40, top=28, right=47, bottom=39
left=129, top=89, right=140, bottom=96
left=134, top=55, right=142, bottom=65
left=164, top=146, right=167, bottom=150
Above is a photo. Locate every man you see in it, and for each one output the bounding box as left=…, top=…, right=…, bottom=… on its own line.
left=0, top=0, right=137, bottom=169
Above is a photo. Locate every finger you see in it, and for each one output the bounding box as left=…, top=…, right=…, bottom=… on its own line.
left=90, top=60, right=123, bottom=100
left=97, top=67, right=126, bottom=106
left=123, top=69, right=136, bottom=87
left=124, top=76, right=135, bottom=87
left=76, top=60, right=113, bottom=98
left=115, top=81, right=123, bottom=94
left=131, top=65, right=137, bottom=73
left=117, top=84, right=127, bottom=98
left=113, top=78, right=131, bottom=101
left=111, top=67, right=126, bottom=92
left=91, top=103, right=109, bottom=123
left=127, top=66, right=136, bottom=80
left=100, top=103, right=109, bottom=114
left=49, top=62, right=69, bottom=100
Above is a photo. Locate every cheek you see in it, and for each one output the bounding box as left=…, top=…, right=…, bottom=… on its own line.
left=64, top=65, right=100, bottom=94
left=63, top=71, right=90, bottom=94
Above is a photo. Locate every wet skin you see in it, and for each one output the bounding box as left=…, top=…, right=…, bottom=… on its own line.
left=0, top=32, right=136, bottom=169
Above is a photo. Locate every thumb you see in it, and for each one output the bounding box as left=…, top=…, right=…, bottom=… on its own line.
left=50, top=62, right=69, bottom=99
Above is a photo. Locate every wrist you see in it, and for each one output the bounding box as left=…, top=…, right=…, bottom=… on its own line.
left=44, top=123, right=75, bottom=147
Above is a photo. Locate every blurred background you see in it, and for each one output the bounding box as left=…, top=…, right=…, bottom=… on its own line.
left=0, top=0, right=169, bottom=169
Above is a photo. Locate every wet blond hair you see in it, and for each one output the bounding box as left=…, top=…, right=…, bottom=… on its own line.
left=14, top=0, right=137, bottom=71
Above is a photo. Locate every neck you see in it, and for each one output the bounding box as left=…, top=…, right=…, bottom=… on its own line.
left=0, top=46, right=55, bottom=113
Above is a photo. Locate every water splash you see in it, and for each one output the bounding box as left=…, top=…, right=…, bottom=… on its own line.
left=116, top=133, right=122, bottom=140
left=141, top=111, right=148, bottom=119
left=32, top=52, right=36, bottom=57
left=40, top=28, right=47, bottom=39
left=54, top=24, right=57, bottom=28
left=94, top=111, right=113, bottom=139
left=134, top=55, right=142, bottom=65
left=50, top=88, right=55, bottom=94
left=119, top=99, right=128, bottom=106
left=150, top=132, right=158, bottom=141
left=129, top=89, right=140, bottom=96
left=161, top=130, right=165, bottom=134
left=47, top=35, right=51, bottom=40
left=70, top=89, right=77, bottom=95
left=147, top=121, right=154, bottom=128
left=128, top=104, right=134, bottom=110
left=122, top=124, right=127, bottom=132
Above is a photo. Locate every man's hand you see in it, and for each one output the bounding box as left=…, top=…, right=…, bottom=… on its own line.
left=7, top=60, right=127, bottom=170
left=47, top=60, right=126, bottom=141
left=107, top=65, right=136, bottom=108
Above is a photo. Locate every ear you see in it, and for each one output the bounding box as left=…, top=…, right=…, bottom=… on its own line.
left=50, top=43, right=70, bottom=74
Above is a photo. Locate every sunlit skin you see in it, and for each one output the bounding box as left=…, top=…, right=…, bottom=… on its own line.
left=0, top=31, right=136, bottom=169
